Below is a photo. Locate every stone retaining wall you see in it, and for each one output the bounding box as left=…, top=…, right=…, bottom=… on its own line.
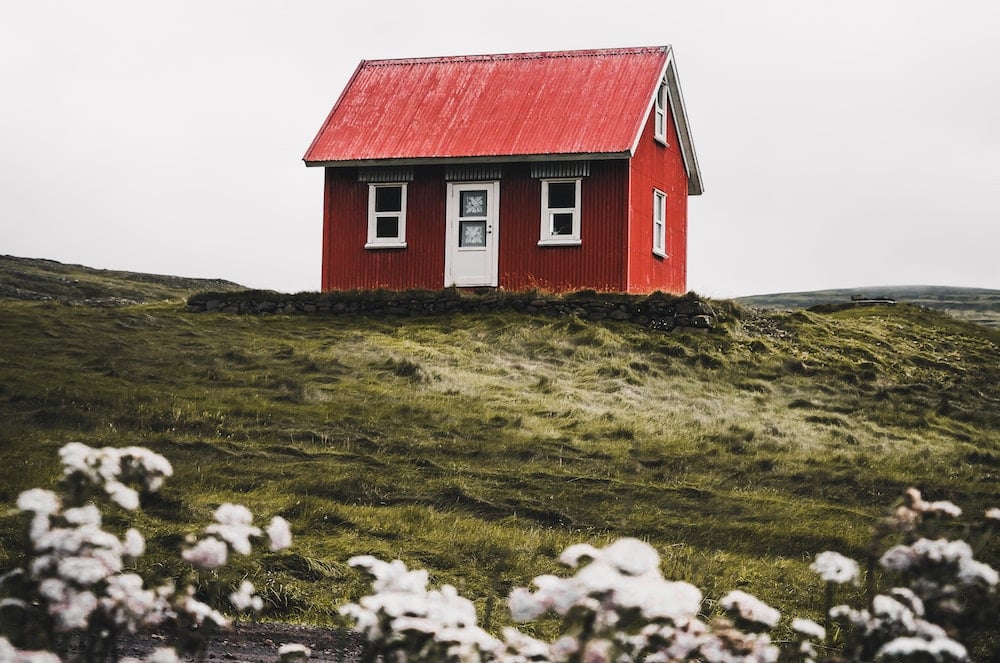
left=187, top=290, right=717, bottom=332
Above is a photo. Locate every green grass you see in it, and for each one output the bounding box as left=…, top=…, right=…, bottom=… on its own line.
left=1, top=272, right=998, bottom=635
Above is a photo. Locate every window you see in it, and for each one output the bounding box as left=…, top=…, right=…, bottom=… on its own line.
left=653, top=189, right=667, bottom=257
left=538, top=178, right=581, bottom=246
left=366, top=183, right=407, bottom=249
left=654, top=80, right=668, bottom=145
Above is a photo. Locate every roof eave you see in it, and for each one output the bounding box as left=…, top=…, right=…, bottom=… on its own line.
left=303, top=151, right=633, bottom=168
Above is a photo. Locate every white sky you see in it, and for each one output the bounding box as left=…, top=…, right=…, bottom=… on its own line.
left=2, top=0, right=998, bottom=298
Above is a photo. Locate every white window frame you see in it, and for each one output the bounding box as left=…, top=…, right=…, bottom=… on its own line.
left=365, top=183, right=407, bottom=249
left=653, top=189, right=667, bottom=257
left=538, top=178, right=582, bottom=246
left=654, top=79, right=668, bottom=145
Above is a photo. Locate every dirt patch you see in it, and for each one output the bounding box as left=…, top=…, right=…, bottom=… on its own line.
left=114, top=623, right=364, bottom=663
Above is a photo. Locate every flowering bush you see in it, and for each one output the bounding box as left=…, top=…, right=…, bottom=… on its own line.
left=0, top=443, right=293, bottom=663
left=342, top=538, right=796, bottom=663
left=340, top=489, right=1000, bottom=663
left=4, top=443, right=997, bottom=663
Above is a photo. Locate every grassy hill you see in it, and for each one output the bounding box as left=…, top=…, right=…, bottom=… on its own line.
left=737, top=285, right=1000, bottom=328
left=1, top=258, right=999, bottom=639
left=0, top=254, right=243, bottom=305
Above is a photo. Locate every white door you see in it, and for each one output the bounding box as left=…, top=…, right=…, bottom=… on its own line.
left=445, top=181, right=500, bottom=287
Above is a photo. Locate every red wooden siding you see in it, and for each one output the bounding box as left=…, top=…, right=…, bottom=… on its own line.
left=322, top=167, right=447, bottom=291
left=625, top=102, right=690, bottom=293
left=499, top=161, right=629, bottom=292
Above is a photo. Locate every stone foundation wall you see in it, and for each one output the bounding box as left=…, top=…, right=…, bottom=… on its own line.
left=187, top=290, right=717, bottom=332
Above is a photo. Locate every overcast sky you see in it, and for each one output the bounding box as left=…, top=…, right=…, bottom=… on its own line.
left=2, top=1, right=998, bottom=298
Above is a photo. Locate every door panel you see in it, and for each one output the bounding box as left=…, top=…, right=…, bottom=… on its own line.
left=445, top=181, right=499, bottom=287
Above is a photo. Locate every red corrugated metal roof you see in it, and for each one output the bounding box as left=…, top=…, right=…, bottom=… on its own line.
left=304, top=46, right=671, bottom=165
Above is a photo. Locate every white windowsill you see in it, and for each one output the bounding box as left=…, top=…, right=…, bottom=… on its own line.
left=365, top=241, right=407, bottom=250
left=537, top=238, right=582, bottom=247
left=652, top=248, right=668, bottom=259
left=654, top=136, right=669, bottom=147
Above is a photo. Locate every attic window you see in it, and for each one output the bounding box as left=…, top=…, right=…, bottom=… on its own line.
left=538, top=178, right=581, bottom=246
left=365, top=183, right=407, bottom=249
left=654, top=79, right=668, bottom=145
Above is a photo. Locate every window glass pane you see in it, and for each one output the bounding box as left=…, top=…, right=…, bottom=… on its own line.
left=460, top=191, right=487, bottom=217
left=459, top=220, right=487, bottom=247
left=548, top=182, right=576, bottom=209
left=375, top=186, right=402, bottom=213
left=551, top=212, right=574, bottom=236
left=375, top=216, right=399, bottom=238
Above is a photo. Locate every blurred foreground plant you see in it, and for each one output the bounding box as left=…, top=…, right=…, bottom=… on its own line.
left=341, top=489, right=999, bottom=663
left=0, top=443, right=294, bottom=663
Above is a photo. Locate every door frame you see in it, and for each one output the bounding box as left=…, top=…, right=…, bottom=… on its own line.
left=444, top=181, right=500, bottom=287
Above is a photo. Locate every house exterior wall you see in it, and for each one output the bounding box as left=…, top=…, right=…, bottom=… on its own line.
left=320, top=129, right=686, bottom=294
left=321, top=166, right=448, bottom=291
left=321, top=161, right=633, bottom=293
left=498, top=160, right=629, bottom=292
left=626, top=104, right=690, bottom=293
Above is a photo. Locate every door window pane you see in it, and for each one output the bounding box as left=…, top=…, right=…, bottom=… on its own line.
left=460, top=191, right=487, bottom=217
left=459, top=220, right=487, bottom=247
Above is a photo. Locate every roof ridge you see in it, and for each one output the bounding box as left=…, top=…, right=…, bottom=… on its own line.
left=364, top=46, right=668, bottom=67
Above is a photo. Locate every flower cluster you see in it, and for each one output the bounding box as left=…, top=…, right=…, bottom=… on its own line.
left=341, top=555, right=501, bottom=662
left=812, top=489, right=1000, bottom=663
left=0, top=443, right=298, bottom=663
left=342, top=538, right=789, bottom=663
left=181, top=502, right=291, bottom=571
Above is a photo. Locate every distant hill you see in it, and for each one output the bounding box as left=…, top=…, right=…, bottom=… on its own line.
left=0, top=255, right=244, bottom=305
left=737, top=285, right=1000, bottom=328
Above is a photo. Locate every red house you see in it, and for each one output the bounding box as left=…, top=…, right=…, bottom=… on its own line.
left=303, top=46, right=703, bottom=293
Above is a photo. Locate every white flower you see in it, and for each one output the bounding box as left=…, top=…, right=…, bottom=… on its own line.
left=123, top=528, right=145, bottom=558
left=958, top=557, right=999, bottom=587
left=881, top=545, right=917, bottom=572
left=277, top=643, right=311, bottom=663
left=811, top=551, right=860, bottom=584
left=230, top=580, right=264, bottom=613
left=923, top=500, right=962, bottom=517
left=876, top=636, right=967, bottom=662
left=601, top=538, right=661, bottom=576
left=144, top=648, right=181, bottom=663
left=560, top=543, right=601, bottom=567
left=182, top=592, right=229, bottom=627
left=63, top=504, right=102, bottom=527
left=792, top=618, right=826, bottom=641
left=986, top=507, right=1000, bottom=521
left=102, top=574, right=171, bottom=631
left=214, top=503, right=254, bottom=525
left=53, top=588, right=99, bottom=631
left=266, top=516, right=292, bottom=551
left=58, top=556, right=110, bottom=586
left=207, top=504, right=260, bottom=555
left=119, top=446, right=173, bottom=492
left=106, top=481, right=140, bottom=510
left=501, top=627, right=551, bottom=660
left=182, top=536, right=228, bottom=570
left=508, top=586, right=546, bottom=621
left=17, top=489, right=61, bottom=515
left=720, top=590, right=780, bottom=628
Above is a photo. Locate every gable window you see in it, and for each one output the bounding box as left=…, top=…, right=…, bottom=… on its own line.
left=654, top=80, right=668, bottom=145
left=653, top=189, right=667, bottom=257
left=366, top=183, right=407, bottom=249
left=538, top=178, right=581, bottom=246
